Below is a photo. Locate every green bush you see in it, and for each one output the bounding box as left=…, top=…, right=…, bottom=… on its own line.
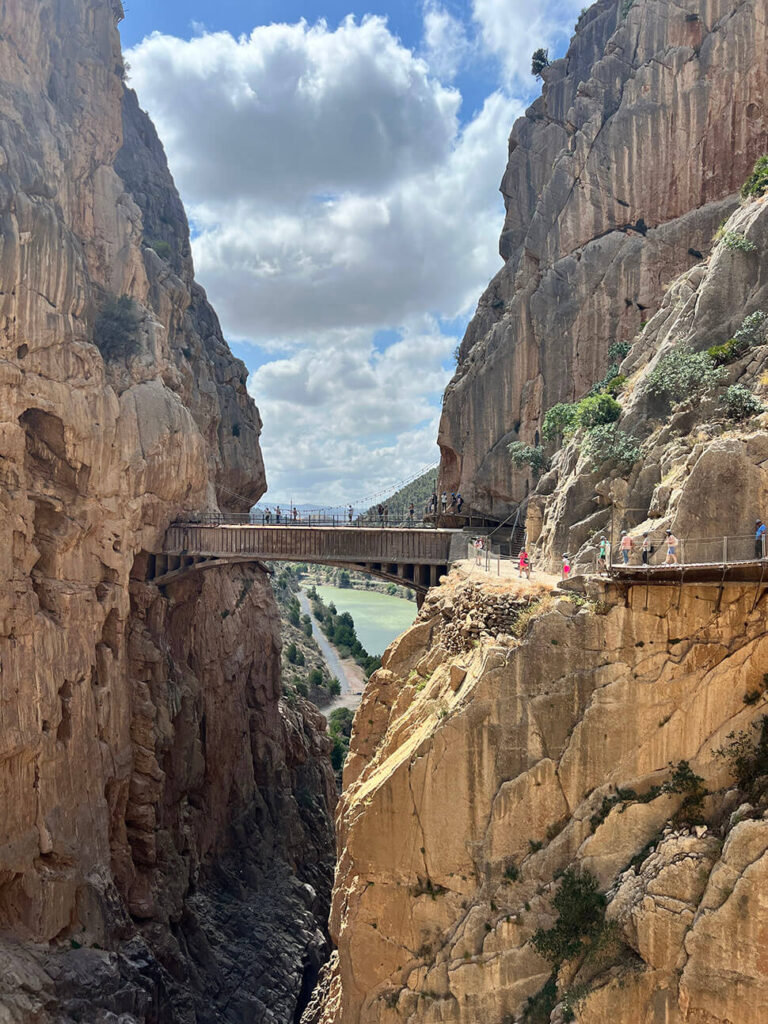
left=722, top=384, right=763, bottom=421
left=295, top=681, right=309, bottom=698
left=715, top=716, right=768, bottom=795
left=582, top=424, right=640, bottom=472
left=720, top=230, right=757, bottom=254
left=531, top=868, right=606, bottom=966
left=542, top=402, right=578, bottom=443
left=94, top=294, right=141, bottom=360
left=147, top=238, right=172, bottom=261
left=575, top=393, right=622, bottom=429
left=734, top=310, right=768, bottom=344
left=741, top=155, right=768, bottom=199
left=661, top=759, right=708, bottom=823
left=608, top=341, right=632, bottom=363
left=286, top=642, right=298, bottom=664
left=645, top=346, right=724, bottom=406
left=707, top=339, right=747, bottom=367
left=508, top=442, right=548, bottom=474
left=328, top=677, right=341, bottom=696
left=308, top=667, right=325, bottom=688
left=604, top=374, right=627, bottom=396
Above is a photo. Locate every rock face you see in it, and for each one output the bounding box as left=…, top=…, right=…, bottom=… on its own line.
left=316, top=571, right=768, bottom=1023
left=438, top=0, right=768, bottom=515
left=0, top=2, right=335, bottom=1021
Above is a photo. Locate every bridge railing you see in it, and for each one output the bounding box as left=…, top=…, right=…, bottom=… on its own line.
left=176, top=510, right=433, bottom=529
left=610, top=532, right=766, bottom=568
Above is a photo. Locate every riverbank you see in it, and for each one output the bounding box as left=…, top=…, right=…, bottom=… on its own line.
left=297, top=590, right=366, bottom=713
left=312, top=584, right=417, bottom=656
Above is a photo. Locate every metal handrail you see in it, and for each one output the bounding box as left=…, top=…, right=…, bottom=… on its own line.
left=608, top=532, right=767, bottom=569
left=173, top=510, right=435, bottom=529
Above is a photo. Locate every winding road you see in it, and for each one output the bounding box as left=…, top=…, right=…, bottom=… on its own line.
left=297, top=590, right=364, bottom=713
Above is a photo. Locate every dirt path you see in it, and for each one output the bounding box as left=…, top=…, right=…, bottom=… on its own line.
left=297, top=589, right=365, bottom=714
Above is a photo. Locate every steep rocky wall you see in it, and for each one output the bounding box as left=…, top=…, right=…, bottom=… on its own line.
left=315, top=570, right=768, bottom=1023
left=0, top=1, right=334, bottom=1020
left=438, top=0, right=768, bottom=515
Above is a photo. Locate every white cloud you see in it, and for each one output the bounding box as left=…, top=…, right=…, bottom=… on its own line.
left=471, top=0, right=585, bottom=89
left=422, top=2, right=471, bottom=80
left=248, top=321, right=454, bottom=504
left=127, top=17, right=459, bottom=205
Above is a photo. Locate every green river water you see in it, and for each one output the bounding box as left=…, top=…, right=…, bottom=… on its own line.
left=312, top=585, right=417, bottom=656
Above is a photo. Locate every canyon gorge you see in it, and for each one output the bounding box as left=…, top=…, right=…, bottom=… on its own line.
left=3, top=0, right=768, bottom=1023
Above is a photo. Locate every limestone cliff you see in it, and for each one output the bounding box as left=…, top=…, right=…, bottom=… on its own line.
left=313, top=570, right=768, bottom=1023
left=0, top=1, right=334, bottom=1021
left=438, top=0, right=768, bottom=516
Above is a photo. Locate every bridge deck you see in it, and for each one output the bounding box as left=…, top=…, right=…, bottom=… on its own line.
left=609, top=560, right=768, bottom=585
left=166, top=523, right=456, bottom=562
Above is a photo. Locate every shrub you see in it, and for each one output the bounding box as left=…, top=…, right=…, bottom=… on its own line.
left=722, top=384, right=763, bottom=420
left=285, top=643, right=298, bottom=664
left=531, top=868, right=606, bottom=966
left=308, top=667, right=325, bottom=688
left=720, top=230, right=757, bottom=254
left=295, top=681, right=309, bottom=698
left=575, top=393, right=621, bottom=429
left=147, top=238, right=172, bottom=261
left=715, top=716, right=768, bottom=796
left=707, top=339, right=747, bottom=367
left=328, top=677, right=341, bottom=696
left=741, top=155, right=768, bottom=199
left=604, top=374, right=627, bottom=396
left=503, top=860, right=519, bottom=882
left=733, top=310, right=768, bottom=345
left=645, top=346, right=724, bottom=406
left=662, top=759, right=708, bottom=823
left=508, top=442, right=548, bottom=474
left=582, top=424, right=640, bottom=471
left=531, top=48, right=549, bottom=77
left=542, top=402, right=578, bottom=443
left=608, top=341, right=632, bottom=363
left=94, top=294, right=141, bottom=360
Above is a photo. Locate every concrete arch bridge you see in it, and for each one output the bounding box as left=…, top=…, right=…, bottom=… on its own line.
left=157, top=518, right=468, bottom=598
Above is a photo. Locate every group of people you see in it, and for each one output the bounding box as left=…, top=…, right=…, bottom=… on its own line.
left=427, top=491, right=464, bottom=516
left=606, top=528, right=679, bottom=568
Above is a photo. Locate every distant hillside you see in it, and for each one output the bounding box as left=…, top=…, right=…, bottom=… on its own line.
left=367, top=466, right=437, bottom=517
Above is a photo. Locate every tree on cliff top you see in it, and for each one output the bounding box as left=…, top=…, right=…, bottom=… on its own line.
left=531, top=48, right=550, bottom=77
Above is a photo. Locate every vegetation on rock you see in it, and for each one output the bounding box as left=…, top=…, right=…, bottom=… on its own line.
left=94, top=293, right=141, bottom=360
left=721, top=383, right=764, bottom=420
left=507, top=442, right=548, bottom=474
left=582, top=423, right=640, bottom=472
left=531, top=47, right=549, bottom=77
left=644, top=346, right=724, bottom=407
left=741, top=155, right=768, bottom=199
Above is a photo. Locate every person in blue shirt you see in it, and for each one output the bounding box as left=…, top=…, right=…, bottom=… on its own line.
left=756, top=520, right=766, bottom=559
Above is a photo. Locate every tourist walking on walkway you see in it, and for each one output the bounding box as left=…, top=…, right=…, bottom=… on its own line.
left=292, top=506, right=298, bottom=522
left=408, top=502, right=415, bottom=524
left=665, top=529, right=679, bottom=564
left=440, top=491, right=448, bottom=514
left=597, top=536, right=608, bottom=572
left=641, top=533, right=651, bottom=565
left=429, top=492, right=437, bottom=515
left=756, top=520, right=766, bottom=559
left=348, top=505, right=354, bottom=524
left=456, top=493, right=464, bottom=514
left=264, top=507, right=272, bottom=524
left=562, top=553, right=571, bottom=579
left=620, top=530, right=633, bottom=565
left=518, top=548, right=531, bottom=579
left=275, top=505, right=281, bottom=524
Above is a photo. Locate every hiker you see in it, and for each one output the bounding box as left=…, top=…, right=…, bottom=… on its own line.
left=756, top=520, right=766, bottom=559
left=641, top=532, right=652, bottom=565
left=429, top=492, right=437, bottom=515
left=292, top=506, right=298, bottom=522
left=377, top=503, right=384, bottom=523
left=665, top=529, right=679, bottom=564
left=518, top=548, right=531, bottom=579
left=597, top=536, right=608, bottom=572
left=275, top=505, right=281, bottom=524
left=562, top=553, right=571, bottom=579
left=348, top=505, right=353, bottom=524
left=619, top=530, right=634, bottom=565
left=264, top=507, right=272, bottom=524
left=456, top=493, right=464, bottom=514
left=441, top=491, right=448, bottom=513
left=449, top=492, right=456, bottom=511
left=408, top=502, right=415, bottom=523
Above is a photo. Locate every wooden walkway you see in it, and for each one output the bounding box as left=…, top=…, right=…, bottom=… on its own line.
left=609, top=560, right=768, bottom=585
left=159, top=523, right=460, bottom=594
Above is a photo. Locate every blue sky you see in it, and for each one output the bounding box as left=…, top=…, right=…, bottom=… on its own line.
left=122, top=0, right=585, bottom=504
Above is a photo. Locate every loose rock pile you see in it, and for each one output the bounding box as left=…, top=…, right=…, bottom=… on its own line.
left=420, top=582, right=532, bottom=653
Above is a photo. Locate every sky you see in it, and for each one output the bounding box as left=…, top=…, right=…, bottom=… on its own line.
left=121, top=0, right=585, bottom=506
